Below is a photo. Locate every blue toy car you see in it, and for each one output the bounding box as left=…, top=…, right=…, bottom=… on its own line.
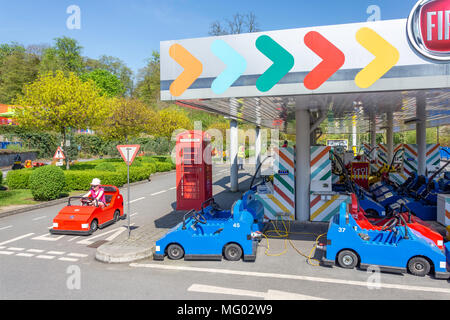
left=322, top=202, right=450, bottom=279
left=153, top=191, right=264, bottom=261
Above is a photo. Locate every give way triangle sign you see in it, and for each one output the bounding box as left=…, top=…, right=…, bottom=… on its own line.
left=117, top=145, right=141, bottom=165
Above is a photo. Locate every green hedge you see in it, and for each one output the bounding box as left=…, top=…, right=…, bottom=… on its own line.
left=5, top=155, right=173, bottom=193
left=6, top=169, right=33, bottom=189
left=29, top=166, right=66, bottom=201
left=63, top=163, right=157, bottom=191
left=155, top=162, right=174, bottom=172
left=94, top=162, right=117, bottom=172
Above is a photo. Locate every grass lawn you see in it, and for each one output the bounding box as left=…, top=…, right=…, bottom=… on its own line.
left=0, top=189, right=85, bottom=208
left=0, top=189, right=37, bottom=207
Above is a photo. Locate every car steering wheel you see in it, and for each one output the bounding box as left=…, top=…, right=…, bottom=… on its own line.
left=81, top=197, right=98, bottom=207
left=193, top=211, right=207, bottom=224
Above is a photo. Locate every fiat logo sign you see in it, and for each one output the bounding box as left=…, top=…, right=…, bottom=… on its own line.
left=407, top=0, right=450, bottom=60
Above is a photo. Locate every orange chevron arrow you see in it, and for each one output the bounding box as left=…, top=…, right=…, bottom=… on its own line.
left=169, top=44, right=203, bottom=97
left=355, top=27, right=400, bottom=89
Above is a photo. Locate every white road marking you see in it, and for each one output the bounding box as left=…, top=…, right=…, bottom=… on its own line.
left=32, top=233, right=64, bottom=242
left=67, top=253, right=88, bottom=258
left=0, top=251, right=14, bottom=255
left=188, top=284, right=325, bottom=300
left=130, top=197, right=145, bottom=203
left=0, top=226, right=12, bottom=231
left=7, top=247, right=24, bottom=251
left=130, top=263, right=450, bottom=295
left=169, top=187, right=176, bottom=190
left=36, top=255, right=55, bottom=260
left=27, top=249, right=44, bottom=253
left=58, top=257, right=79, bottom=262
left=0, top=233, right=34, bottom=246
left=16, top=253, right=34, bottom=258
left=151, top=190, right=167, bottom=196
left=77, top=226, right=128, bottom=245
left=130, top=212, right=138, bottom=217
left=32, top=216, right=47, bottom=221
left=67, top=236, right=80, bottom=242
left=47, top=251, right=65, bottom=255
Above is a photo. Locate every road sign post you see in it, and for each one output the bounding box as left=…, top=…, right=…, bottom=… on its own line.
left=116, top=145, right=140, bottom=239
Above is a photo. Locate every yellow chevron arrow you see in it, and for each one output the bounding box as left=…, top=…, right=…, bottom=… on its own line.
left=355, top=27, right=400, bottom=89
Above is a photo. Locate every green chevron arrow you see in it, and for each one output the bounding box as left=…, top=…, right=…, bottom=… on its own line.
left=255, top=35, right=294, bottom=92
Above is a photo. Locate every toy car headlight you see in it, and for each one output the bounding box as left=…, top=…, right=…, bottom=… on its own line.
left=81, top=224, right=89, bottom=229
left=53, top=223, right=58, bottom=228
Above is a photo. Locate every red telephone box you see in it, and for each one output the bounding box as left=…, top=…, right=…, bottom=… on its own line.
left=176, top=131, right=212, bottom=211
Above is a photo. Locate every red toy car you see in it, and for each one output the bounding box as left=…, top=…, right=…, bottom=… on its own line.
left=50, top=185, right=125, bottom=236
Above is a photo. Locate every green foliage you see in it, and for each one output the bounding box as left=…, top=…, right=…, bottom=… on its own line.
left=80, top=69, right=125, bottom=97
left=135, top=51, right=160, bottom=105
left=6, top=168, right=33, bottom=189
left=64, top=170, right=126, bottom=191
left=29, top=166, right=66, bottom=201
left=39, top=37, right=84, bottom=75
left=94, top=162, right=117, bottom=172
left=98, top=98, right=157, bottom=141
left=0, top=126, right=59, bottom=158
left=0, top=48, right=39, bottom=104
left=155, top=162, right=173, bottom=172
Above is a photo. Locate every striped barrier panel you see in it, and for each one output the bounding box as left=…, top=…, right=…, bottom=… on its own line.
left=310, top=193, right=350, bottom=222
left=310, top=146, right=332, bottom=192
left=403, top=144, right=441, bottom=175
left=426, top=144, right=441, bottom=173
left=255, top=147, right=295, bottom=221
left=377, top=143, right=388, bottom=167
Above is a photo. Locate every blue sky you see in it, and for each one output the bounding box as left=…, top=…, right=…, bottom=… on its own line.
left=0, top=0, right=419, bottom=74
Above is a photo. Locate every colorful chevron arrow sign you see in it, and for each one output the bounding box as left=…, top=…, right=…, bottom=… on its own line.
left=162, top=20, right=412, bottom=98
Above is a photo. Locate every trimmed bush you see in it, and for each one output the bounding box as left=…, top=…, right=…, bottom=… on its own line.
left=94, top=162, right=117, bottom=172
left=64, top=170, right=127, bottom=191
left=29, top=166, right=66, bottom=201
left=155, top=162, right=174, bottom=172
left=6, top=168, right=33, bottom=190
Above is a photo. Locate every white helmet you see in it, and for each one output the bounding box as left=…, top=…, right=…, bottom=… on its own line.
left=91, top=178, right=101, bottom=186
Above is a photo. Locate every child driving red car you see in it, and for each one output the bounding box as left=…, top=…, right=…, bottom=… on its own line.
left=83, top=178, right=106, bottom=208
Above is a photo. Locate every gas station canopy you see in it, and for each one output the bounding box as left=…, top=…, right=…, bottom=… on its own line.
left=160, top=18, right=450, bottom=134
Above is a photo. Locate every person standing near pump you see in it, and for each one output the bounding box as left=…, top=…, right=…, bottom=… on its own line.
left=238, top=144, right=245, bottom=170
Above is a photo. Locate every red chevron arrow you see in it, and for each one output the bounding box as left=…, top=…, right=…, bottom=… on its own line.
left=304, top=31, right=345, bottom=90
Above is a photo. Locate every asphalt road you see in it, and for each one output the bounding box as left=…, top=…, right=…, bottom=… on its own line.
left=0, top=163, right=450, bottom=300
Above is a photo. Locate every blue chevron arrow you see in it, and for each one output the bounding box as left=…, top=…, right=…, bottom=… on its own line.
left=211, top=40, right=247, bottom=94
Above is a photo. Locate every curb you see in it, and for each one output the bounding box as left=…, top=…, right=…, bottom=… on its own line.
left=0, top=170, right=175, bottom=219
left=95, top=227, right=167, bottom=264
left=95, top=244, right=155, bottom=263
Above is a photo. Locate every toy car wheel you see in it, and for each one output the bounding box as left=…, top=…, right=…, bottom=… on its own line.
left=408, top=257, right=430, bottom=277
left=167, top=244, right=184, bottom=260
left=114, top=210, right=120, bottom=222
left=223, top=243, right=242, bottom=261
left=90, top=219, right=98, bottom=232
left=337, top=250, right=359, bottom=269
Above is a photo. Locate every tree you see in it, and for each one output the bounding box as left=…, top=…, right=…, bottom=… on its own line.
left=0, top=49, right=39, bottom=104
left=98, top=56, right=134, bottom=95
left=135, top=51, right=161, bottom=105
left=39, top=37, right=84, bottom=75
left=14, top=71, right=108, bottom=169
left=98, top=97, right=157, bottom=142
left=156, top=107, right=192, bottom=139
left=209, top=12, right=260, bottom=36
left=81, top=69, right=125, bottom=97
